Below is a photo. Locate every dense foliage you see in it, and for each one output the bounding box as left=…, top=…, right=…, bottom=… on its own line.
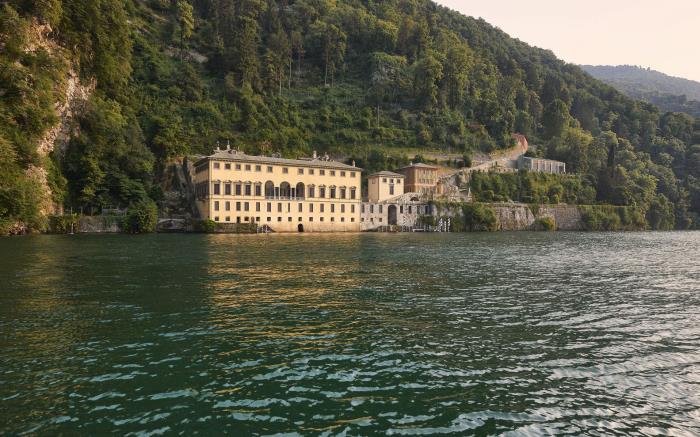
left=2, top=0, right=700, bottom=231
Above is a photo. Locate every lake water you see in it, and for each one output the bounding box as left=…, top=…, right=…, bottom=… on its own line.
left=1, top=232, right=700, bottom=435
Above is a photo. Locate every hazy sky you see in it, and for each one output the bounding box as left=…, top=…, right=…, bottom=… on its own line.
left=434, top=0, right=700, bottom=82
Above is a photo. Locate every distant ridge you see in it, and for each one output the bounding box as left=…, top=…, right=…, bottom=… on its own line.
left=582, top=65, right=700, bottom=116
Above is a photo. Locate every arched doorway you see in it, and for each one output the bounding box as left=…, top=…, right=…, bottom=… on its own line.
left=296, top=182, right=305, bottom=199
left=298, top=224, right=304, bottom=233
left=388, top=205, right=398, bottom=225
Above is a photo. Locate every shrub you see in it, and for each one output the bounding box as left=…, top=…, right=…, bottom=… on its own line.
left=536, top=216, right=556, bottom=231
left=48, top=214, right=79, bottom=234
left=462, top=203, right=498, bottom=231
left=122, top=200, right=158, bottom=234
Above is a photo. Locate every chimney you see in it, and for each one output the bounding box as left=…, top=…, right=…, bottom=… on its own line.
left=313, top=150, right=317, bottom=159
left=215, top=141, right=220, bottom=152
left=352, top=160, right=355, bottom=167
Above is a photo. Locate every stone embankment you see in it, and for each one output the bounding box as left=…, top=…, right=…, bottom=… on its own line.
left=493, top=204, right=582, bottom=231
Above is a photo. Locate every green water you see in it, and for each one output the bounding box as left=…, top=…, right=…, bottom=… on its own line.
left=1, top=232, right=699, bottom=435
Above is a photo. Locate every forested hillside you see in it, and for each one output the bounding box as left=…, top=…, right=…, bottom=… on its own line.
left=2, top=0, right=700, bottom=233
left=583, top=65, right=700, bottom=117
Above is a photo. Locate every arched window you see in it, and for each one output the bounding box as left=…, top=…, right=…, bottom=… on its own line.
left=264, top=181, right=275, bottom=198
left=296, top=182, right=305, bottom=200
left=280, top=182, right=291, bottom=198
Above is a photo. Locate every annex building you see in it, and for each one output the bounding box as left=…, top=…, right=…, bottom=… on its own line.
left=192, top=147, right=362, bottom=232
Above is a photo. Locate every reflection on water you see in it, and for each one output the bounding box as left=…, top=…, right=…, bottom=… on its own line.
left=1, top=232, right=700, bottom=434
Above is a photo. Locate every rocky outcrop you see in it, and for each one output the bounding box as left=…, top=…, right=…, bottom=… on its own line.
left=25, top=20, right=95, bottom=217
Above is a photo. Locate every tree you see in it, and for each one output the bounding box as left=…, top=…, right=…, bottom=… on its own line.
left=542, top=99, right=571, bottom=139
left=175, top=0, right=194, bottom=58
left=413, top=52, right=443, bottom=111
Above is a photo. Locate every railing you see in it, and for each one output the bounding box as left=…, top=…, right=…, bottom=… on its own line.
left=265, top=196, right=306, bottom=201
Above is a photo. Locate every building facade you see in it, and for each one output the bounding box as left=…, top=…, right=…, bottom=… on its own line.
left=517, top=156, right=566, bottom=174
left=192, top=148, right=362, bottom=232
left=367, top=171, right=405, bottom=203
left=361, top=194, right=430, bottom=231
left=396, top=163, right=439, bottom=194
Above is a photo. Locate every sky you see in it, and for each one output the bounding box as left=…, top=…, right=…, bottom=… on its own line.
left=434, top=0, right=700, bottom=82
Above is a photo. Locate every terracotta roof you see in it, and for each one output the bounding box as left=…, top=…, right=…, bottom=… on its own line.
left=396, top=162, right=438, bottom=170
left=195, top=149, right=361, bottom=171
left=369, top=171, right=404, bottom=178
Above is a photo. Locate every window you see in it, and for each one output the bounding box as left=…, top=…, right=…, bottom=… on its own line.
left=379, top=205, right=383, bottom=213
left=320, top=204, right=325, bottom=213
left=350, top=188, right=356, bottom=199
left=408, top=206, right=412, bottom=214
left=298, top=203, right=303, bottom=213
left=341, top=171, right=346, bottom=177
left=319, top=187, right=326, bottom=198
left=351, top=172, right=356, bottom=178
left=235, top=184, right=242, bottom=195
left=255, top=165, right=261, bottom=172
left=370, top=205, right=374, bottom=213
left=351, top=205, right=355, bottom=213
left=236, top=217, right=241, bottom=223
left=341, top=217, right=345, bottom=222
left=341, top=204, right=345, bottom=213
left=298, top=217, right=302, bottom=222
left=298, top=168, right=304, bottom=175
left=267, top=217, right=271, bottom=222
left=225, top=201, right=230, bottom=211
left=330, top=187, right=336, bottom=199
left=361, top=205, right=365, bottom=213
left=320, top=217, right=324, bottom=222
left=277, top=203, right=282, bottom=213
left=245, top=184, right=252, bottom=196
left=340, top=187, right=346, bottom=199
left=267, top=166, right=273, bottom=173
left=309, top=169, right=315, bottom=175
left=320, top=170, right=325, bottom=176
left=214, top=216, right=219, bottom=221
left=287, top=203, right=291, bottom=213
left=390, top=185, right=395, bottom=195
left=331, top=217, right=335, bottom=222
left=309, top=204, right=314, bottom=213
left=214, top=201, right=220, bottom=211
left=397, top=179, right=401, bottom=184
left=245, top=164, right=251, bottom=171
left=331, top=170, right=336, bottom=176
left=225, top=216, right=230, bottom=222
left=235, top=164, right=241, bottom=170
left=309, top=186, right=315, bottom=198
left=288, top=217, right=292, bottom=222
left=225, top=163, right=231, bottom=170
left=267, top=202, right=272, bottom=212
left=225, top=183, right=231, bottom=195
left=236, top=202, right=241, bottom=211
left=400, top=205, right=404, bottom=213
left=256, top=217, right=260, bottom=222
left=278, top=217, right=282, bottom=222
left=214, top=162, right=220, bottom=169
left=256, top=202, right=261, bottom=212
left=255, top=185, right=261, bottom=196
left=351, top=218, right=355, bottom=222
left=244, top=202, right=249, bottom=212
left=309, top=217, right=314, bottom=222
left=282, top=167, right=289, bottom=174
left=383, top=178, right=387, bottom=183
left=213, top=183, right=221, bottom=195
left=331, top=204, right=335, bottom=213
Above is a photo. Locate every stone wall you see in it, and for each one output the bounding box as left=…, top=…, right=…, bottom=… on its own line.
left=492, top=204, right=582, bottom=231
left=78, top=216, right=121, bottom=233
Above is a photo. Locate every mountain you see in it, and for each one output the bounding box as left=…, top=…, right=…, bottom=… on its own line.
left=582, top=65, right=700, bottom=117
left=1, top=0, right=700, bottom=233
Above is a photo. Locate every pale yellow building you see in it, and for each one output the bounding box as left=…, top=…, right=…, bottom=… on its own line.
left=367, top=171, right=404, bottom=203
left=192, top=148, right=362, bottom=232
